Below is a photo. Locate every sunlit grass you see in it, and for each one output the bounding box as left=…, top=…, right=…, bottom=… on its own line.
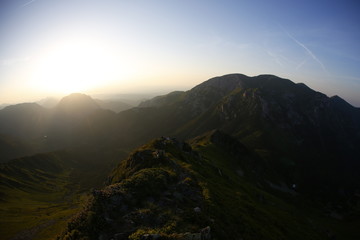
left=0, top=151, right=109, bottom=240
left=0, top=169, right=84, bottom=240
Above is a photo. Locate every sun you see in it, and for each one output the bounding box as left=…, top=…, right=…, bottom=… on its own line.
left=31, top=39, right=120, bottom=95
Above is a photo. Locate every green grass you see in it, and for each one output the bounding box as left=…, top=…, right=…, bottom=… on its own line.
left=187, top=135, right=360, bottom=240
left=128, top=135, right=359, bottom=239
left=0, top=149, right=120, bottom=240
left=52, top=134, right=360, bottom=240
left=0, top=156, right=80, bottom=240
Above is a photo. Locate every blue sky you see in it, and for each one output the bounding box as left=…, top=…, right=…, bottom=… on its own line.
left=1, top=0, right=360, bottom=106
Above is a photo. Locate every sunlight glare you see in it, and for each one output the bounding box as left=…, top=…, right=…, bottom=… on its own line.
left=31, top=39, right=122, bottom=95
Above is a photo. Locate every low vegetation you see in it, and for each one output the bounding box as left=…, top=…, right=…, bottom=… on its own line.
left=0, top=148, right=123, bottom=240
left=57, top=131, right=360, bottom=240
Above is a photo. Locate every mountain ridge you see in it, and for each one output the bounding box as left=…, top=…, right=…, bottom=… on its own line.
left=1, top=73, right=360, bottom=239
left=58, top=131, right=360, bottom=240
left=114, top=74, right=360, bottom=199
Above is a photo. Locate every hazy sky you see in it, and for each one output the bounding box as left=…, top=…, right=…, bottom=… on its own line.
left=1, top=0, right=360, bottom=106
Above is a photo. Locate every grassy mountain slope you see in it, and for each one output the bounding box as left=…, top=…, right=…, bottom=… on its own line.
left=0, top=134, right=35, bottom=163
left=58, top=131, right=360, bottom=240
left=0, top=147, right=126, bottom=240
left=0, top=152, right=80, bottom=240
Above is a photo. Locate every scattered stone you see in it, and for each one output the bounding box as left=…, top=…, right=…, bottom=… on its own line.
left=141, top=233, right=161, bottom=240
left=194, top=207, right=201, bottom=213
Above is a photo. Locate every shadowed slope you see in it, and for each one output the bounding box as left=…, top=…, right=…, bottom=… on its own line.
left=58, top=131, right=360, bottom=240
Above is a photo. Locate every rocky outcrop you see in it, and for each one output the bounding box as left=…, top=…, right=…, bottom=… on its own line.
left=59, top=138, right=213, bottom=240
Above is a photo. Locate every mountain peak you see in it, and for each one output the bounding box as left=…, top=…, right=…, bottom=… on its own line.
left=2, top=102, right=44, bottom=112
left=190, top=74, right=250, bottom=94
left=189, top=74, right=298, bottom=98
left=56, top=93, right=100, bottom=114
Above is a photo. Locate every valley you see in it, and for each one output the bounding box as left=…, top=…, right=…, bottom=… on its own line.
left=0, top=149, right=126, bottom=239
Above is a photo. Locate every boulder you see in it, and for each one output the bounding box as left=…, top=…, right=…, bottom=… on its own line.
left=193, top=207, right=201, bottom=213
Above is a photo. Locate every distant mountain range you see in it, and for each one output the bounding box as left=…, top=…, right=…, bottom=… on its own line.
left=1, top=74, right=359, bottom=239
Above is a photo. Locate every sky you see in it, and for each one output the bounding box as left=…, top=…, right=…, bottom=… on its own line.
left=1, top=0, right=360, bottom=106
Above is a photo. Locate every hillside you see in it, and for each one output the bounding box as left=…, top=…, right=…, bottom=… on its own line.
left=114, top=74, right=360, bottom=198
left=1, top=73, right=359, bottom=239
left=0, top=134, right=34, bottom=162
left=58, top=131, right=360, bottom=240
left=0, top=152, right=80, bottom=240
left=0, top=147, right=127, bottom=240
